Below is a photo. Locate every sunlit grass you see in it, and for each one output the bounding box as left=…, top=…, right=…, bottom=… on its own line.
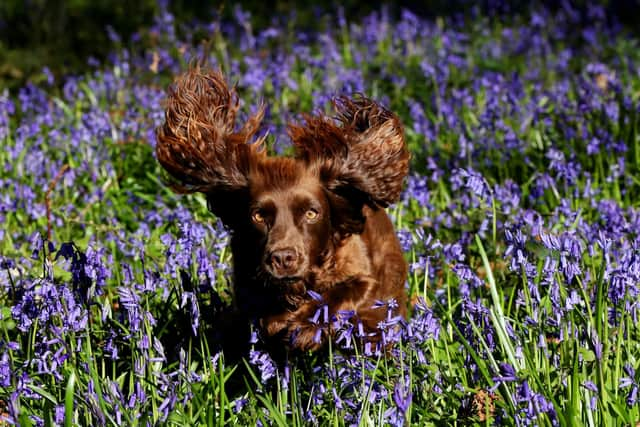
left=1, top=3, right=640, bottom=426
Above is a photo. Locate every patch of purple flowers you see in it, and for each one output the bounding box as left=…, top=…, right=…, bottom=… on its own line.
left=1, top=1, right=640, bottom=425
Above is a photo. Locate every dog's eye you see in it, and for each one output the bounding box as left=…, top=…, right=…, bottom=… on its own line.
left=252, top=211, right=265, bottom=224
left=305, top=209, right=319, bottom=221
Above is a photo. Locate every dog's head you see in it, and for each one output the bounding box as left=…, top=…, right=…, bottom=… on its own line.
left=156, top=67, right=409, bottom=282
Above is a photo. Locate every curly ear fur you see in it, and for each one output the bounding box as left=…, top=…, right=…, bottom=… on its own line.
left=289, top=96, right=409, bottom=234
left=332, top=96, right=409, bottom=206
left=155, top=66, right=265, bottom=194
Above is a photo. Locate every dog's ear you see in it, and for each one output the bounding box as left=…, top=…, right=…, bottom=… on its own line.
left=289, top=96, right=409, bottom=235
left=156, top=66, right=265, bottom=226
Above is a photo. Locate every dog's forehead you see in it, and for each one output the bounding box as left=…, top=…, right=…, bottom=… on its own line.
left=249, top=157, right=319, bottom=193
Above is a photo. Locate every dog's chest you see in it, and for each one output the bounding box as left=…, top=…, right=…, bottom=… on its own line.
left=311, top=235, right=372, bottom=291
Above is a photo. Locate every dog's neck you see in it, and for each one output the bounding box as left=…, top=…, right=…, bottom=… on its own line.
left=308, top=233, right=372, bottom=293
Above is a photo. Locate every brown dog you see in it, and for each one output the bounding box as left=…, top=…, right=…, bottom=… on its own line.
left=156, top=67, right=409, bottom=352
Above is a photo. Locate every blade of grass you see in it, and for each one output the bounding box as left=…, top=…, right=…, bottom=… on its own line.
left=64, top=370, right=76, bottom=427
left=476, top=235, right=521, bottom=371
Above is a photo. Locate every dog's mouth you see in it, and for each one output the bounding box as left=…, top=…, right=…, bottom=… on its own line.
left=255, top=263, right=305, bottom=284
left=264, top=270, right=305, bottom=283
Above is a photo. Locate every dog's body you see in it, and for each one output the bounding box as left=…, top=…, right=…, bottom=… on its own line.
left=156, top=67, right=409, bottom=352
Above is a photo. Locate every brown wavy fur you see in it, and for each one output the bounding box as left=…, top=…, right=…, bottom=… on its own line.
left=156, top=67, right=409, bottom=353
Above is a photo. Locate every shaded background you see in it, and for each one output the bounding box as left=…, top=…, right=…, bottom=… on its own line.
left=1, top=0, right=639, bottom=91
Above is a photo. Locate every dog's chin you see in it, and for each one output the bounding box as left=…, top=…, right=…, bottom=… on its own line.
left=263, top=270, right=308, bottom=307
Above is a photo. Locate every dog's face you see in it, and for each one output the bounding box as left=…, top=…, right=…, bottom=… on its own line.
left=246, top=159, right=332, bottom=280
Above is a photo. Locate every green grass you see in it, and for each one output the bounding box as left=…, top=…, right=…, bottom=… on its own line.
left=2, top=4, right=640, bottom=426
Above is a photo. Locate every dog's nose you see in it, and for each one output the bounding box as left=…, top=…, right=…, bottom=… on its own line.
left=270, top=248, right=299, bottom=272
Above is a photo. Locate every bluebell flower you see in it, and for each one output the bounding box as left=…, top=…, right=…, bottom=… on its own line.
left=249, top=349, right=277, bottom=383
